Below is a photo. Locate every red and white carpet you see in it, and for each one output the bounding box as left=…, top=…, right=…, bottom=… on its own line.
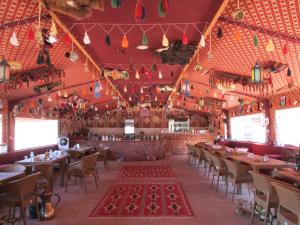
left=116, top=165, right=175, bottom=178
left=89, top=183, right=194, bottom=217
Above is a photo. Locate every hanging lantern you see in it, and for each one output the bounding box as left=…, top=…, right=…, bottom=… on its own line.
left=217, top=27, right=222, bottom=38
left=251, top=62, right=262, bottom=83
left=94, top=81, right=102, bottom=98
left=137, top=33, right=149, bottom=50
left=10, top=32, right=19, bottom=47
left=105, top=35, right=111, bottom=46
left=140, top=87, right=143, bottom=93
left=282, top=44, right=288, bottom=55
left=0, top=59, right=10, bottom=82
left=182, top=32, right=189, bottom=45
left=129, top=96, right=132, bottom=101
left=200, top=34, right=205, bottom=48
left=124, top=85, right=127, bottom=92
left=50, top=19, right=58, bottom=37
left=28, top=27, right=35, bottom=40
left=135, top=70, right=140, bottom=79
left=158, top=70, right=163, bottom=79
left=106, top=104, right=108, bottom=108
left=162, top=34, right=169, bottom=47
left=232, top=0, right=245, bottom=21
left=83, top=32, right=91, bottom=45
left=253, top=35, right=258, bottom=47
left=234, top=30, right=242, bottom=42
left=63, top=90, right=68, bottom=98
left=121, top=35, right=129, bottom=48
left=287, top=67, right=292, bottom=77
left=198, top=98, right=205, bottom=107
left=265, top=39, right=275, bottom=52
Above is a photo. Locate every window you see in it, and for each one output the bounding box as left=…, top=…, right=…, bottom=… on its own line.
left=275, top=107, right=300, bottom=147
left=230, top=113, right=267, bottom=143
left=0, top=114, right=2, bottom=144
left=15, top=117, right=58, bottom=150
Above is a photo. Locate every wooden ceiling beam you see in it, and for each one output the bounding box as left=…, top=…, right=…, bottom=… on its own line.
left=168, top=0, right=230, bottom=101
left=37, top=0, right=127, bottom=106
left=0, top=14, right=50, bottom=30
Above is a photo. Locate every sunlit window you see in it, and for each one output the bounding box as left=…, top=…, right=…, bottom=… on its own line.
left=15, top=117, right=58, bottom=150
left=230, top=113, right=267, bottom=143
left=275, top=107, right=300, bottom=147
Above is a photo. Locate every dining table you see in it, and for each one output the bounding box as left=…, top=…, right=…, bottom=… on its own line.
left=0, top=171, right=24, bottom=186
left=15, top=152, right=69, bottom=187
left=66, top=145, right=95, bottom=155
left=228, top=154, right=290, bottom=172
left=274, top=168, right=300, bottom=186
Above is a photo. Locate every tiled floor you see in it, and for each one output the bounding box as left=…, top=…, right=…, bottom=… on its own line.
left=16, top=156, right=265, bottom=224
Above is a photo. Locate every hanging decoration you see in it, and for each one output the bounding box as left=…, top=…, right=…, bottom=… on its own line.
left=207, top=31, right=213, bottom=60
left=194, top=51, right=202, bottom=71
left=121, top=35, right=129, bottom=48
left=234, top=29, right=242, bottom=42
left=135, top=70, right=140, bottom=79
left=287, top=67, right=292, bottom=77
left=10, top=32, right=19, bottom=47
left=217, top=27, right=222, bottom=38
left=158, top=70, right=163, bottom=79
left=251, top=62, right=262, bottom=83
left=28, top=27, right=35, bottom=41
left=135, top=0, right=145, bottom=21
left=64, top=90, right=68, bottom=98
left=83, top=32, right=91, bottom=44
left=200, top=34, right=205, bottom=48
left=158, top=0, right=169, bottom=17
left=129, top=96, right=132, bottom=101
left=83, top=58, right=89, bottom=72
left=63, top=34, right=71, bottom=45
left=140, top=87, right=144, bottom=93
left=232, top=0, right=245, bottom=21
left=137, top=33, right=148, bottom=50
left=50, top=19, right=58, bottom=37
left=265, top=39, right=275, bottom=52
left=111, top=0, right=122, bottom=8
left=105, top=35, right=111, bottom=46
left=182, top=32, right=189, bottom=45
left=253, top=34, right=258, bottom=47
left=124, top=85, right=127, bottom=92
left=162, top=34, right=169, bottom=47
left=184, top=79, right=191, bottom=97
left=282, top=44, right=288, bottom=55
left=94, top=81, right=102, bottom=98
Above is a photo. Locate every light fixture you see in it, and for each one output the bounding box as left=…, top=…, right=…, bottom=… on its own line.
left=0, top=59, right=10, bottom=82
left=251, top=62, right=262, bottom=83
left=83, top=32, right=91, bottom=45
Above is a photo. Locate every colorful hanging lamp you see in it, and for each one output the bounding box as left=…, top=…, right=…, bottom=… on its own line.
left=135, top=70, right=140, bottom=79
left=10, top=32, right=19, bottom=47
left=253, top=34, right=258, bottom=47
left=282, top=44, right=288, bottom=55
left=137, top=33, right=149, bottom=50
left=94, top=81, right=102, bottom=98
left=158, top=70, right=163, bottom=79
left=251, top=62, right=262, bottom=83
left=83, top=32, right=91, bottom=45
left=265, top=39, right=275, bottom=52
left=232, top=0, right=245, bottom=21
left=121, top=35, right=129, bottom=48
left=162, top=34, right=169, bottom=47
left=182, top=32, right=189, bottom=45
left=0, top=59, right=10, bottom=82
left=129, top=96, right=132, bottom=101
left=28, top=27, right=35, bottom=41
left=234, top=30, right=242, bottom=42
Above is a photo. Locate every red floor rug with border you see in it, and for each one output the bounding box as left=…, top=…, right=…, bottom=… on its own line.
left=89, top=183, right=194, bottom=217
left=116, top=165, right=175, bottom=178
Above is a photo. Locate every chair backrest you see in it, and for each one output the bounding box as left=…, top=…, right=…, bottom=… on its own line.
left=4, top=172, right=41, bottom=199
left=223, top=159, right=251, bottom=177
left=0, top=164, right=26, bottom=172
left=34, top=164, right=53, bottom=189
left=68, top=150, right=83, bottom=160
left=203, top=150, right=212, bottom=162
left=210, top=154, right=224, bottom=169
left=249, top=171, right=276, bottom=196
left=186, top=144, right=194, bottom=154
left=82, top=152, right=99, bottom=171
left=271, top=181, right=300, bottom=216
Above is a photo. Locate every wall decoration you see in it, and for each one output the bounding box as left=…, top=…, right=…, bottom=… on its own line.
left=280, top=96, right=286, bottom=107
left=33, top=81, right=62, bottom=94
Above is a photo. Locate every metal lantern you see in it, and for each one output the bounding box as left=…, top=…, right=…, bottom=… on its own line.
left=0, top=59, right=10, bottom=82
left=251, top=62, right=262, bottom=83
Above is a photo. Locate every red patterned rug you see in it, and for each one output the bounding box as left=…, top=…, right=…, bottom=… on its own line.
left=89, top=183, right=194, bottom=217
left=116, top=165, right=175, bottom=178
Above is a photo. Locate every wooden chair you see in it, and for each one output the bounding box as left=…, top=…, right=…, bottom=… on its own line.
left=271, top=181, right=300, bottom=225
left=95, top=147, right=109, bottom=169
left=210, top=154, right=227, bottom=192
left=249, top=171, right=279, bottom=225
left=223, top=159, right=253, bottom=202
left=67, top=150, right=84, bottom=163
left=65, top=152, right=99, bottom=193
left=0, top=173, right=41, bottom=225
left=33, top=164, right=53, bottom=193
left=186, top=144, right=195, bottom=166
left=192, top=146, right=205, bottom=168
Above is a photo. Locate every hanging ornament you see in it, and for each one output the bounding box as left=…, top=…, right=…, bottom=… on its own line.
left=251, top=62, right=262, bottom=83
left=162, top=34, right=169, bottom=47
left=200, top=34, right=205, bottom=48
left=129, top=96, right=132, bottom=101
left=10, top=32, right=19, bottom=47
left=106, top=103, right=109, bottom=108
left=83, top=32, right=91, bottom=44
left=94, top=81, right=102, bottom=98
left=158, top=0, right=169, bottom=17
left=158, top=70, right=163, bottom=79
left=105, top=35, right=111, bottom=46
left=155, top=96, right=158, bottom=101
left=135, top=70, right=140, bottom=79
left=137, top=33, right=148, bottom=50
left=135, top=0, right=144, bottom=21
left=194, top=51, right=202, bottom=71
left=64, top=90, right=68, bottom=98
left=140, top=87, right=143, bottom=93
left=282, top=44, right=288, bottom=55
left=217, top=27, right=222, bottom=38
left=234, top=30, right=242, bottom=42
left=28, top=27, right=35, bottom=41
left=287, top=67, right=292, bottom=77
left=48, top=95, right=53, bottom=102
left=152, top=64, right=157, bottom=72
left=121, top=35, right=129, bottom=48
left=232, top=0, right=245, bottom=21
left=253, top=35, right=258, bottom=47
left=182, top=32, right=189, bottom=45
left=124, top=85, right=127, bottom=92
left=184, top=79, right=190, bottom=97
left=50, top=19, right=58, bottom=37
left=265, top=39, right=275, bottom=52
left=63, top=34, right=71, bottom=45
left=111, top=0, right=122, bottom=8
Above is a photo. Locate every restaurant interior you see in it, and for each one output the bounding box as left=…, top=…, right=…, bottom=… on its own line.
left=0, top=0, right=300, bottom=224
